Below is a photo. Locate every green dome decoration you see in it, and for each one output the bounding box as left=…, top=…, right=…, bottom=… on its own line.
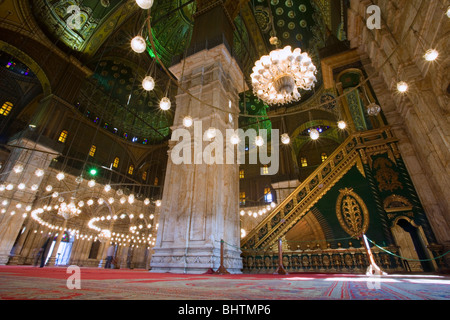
left=79, top=58, right=172, bottom=145
left=145, top=0, right=195, bottom=67
left=32, top=0, right=128, bottom=53
left=239, top=92, right=272, bottom=140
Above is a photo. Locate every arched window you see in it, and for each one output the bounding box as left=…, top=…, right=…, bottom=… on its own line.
left=88, top=241, right=101, bottom=259
left=113, top=157, right=120, bottom=168
left=128, top=165, right=134, bottom=175
left=239, top=192, right=246, bottom=206
left=301, top=157, right=308, bottom=167
left=239, top=170, right=245, bottom=179
left=0, top=102, right=13, bottom=116
left=142, top=171, right=147, bottom=181
left=262, top=165, right=269, bottom=175
left=58, top=130, right=68, bottom=143
left=89, top=145, right=96, bottom=157
left=264, top=188, right=273, bottom=203
left=154, top=177, right=159, bottom=186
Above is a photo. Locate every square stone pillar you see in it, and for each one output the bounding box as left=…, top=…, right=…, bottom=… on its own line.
left=0, top=132, right=60, bottom=264
left=150, top=44, right=246, bottom=274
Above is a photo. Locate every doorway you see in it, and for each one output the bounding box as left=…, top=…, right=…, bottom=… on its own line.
left=391, top=218, right=434, bottom=272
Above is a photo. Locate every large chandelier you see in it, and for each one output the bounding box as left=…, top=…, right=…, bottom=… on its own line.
left=251, top=45, right=317, bottom=106
left=98, top=229, right=112, bottom=243
left=58, top=201, right=81, bottom=220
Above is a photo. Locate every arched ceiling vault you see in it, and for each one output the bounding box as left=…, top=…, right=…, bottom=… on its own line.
left=15, top=0, right=339, bottom=145
left=31, top=0, right=137, bottom=57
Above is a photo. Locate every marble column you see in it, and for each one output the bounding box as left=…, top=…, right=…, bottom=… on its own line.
left=150, top=42, right=246, bottom=274
left=98, top=239, right=111, bottom=268
left=14, top=224, right=41, bottom=265
left=0, top=133, right=60, bottom=265
left=47, top=219, right=67, bottom=266
left=98, top=220, right=114, bottom=268
left=7, top=219, right=32, bottom=265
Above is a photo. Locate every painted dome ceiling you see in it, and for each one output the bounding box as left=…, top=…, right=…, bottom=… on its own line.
left=145, top=0, right=196, bottom=67
left=31, top=0, right=340, bottom=145
left=31, top=0, right=132, bottom=54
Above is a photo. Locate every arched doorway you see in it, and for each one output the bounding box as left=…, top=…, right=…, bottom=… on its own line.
left=55, top=231, right=74, bottom=266
left=391, top=217, right=434, bottom=272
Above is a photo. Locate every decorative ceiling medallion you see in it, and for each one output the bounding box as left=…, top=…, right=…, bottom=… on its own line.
left=336, top=188, right=369, bottom=237
left=254, top=7, right=271, bottom=32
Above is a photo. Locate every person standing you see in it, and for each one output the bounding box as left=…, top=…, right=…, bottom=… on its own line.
left=39, top=237, right=52, bottom=268
left=104, top=244, right=115, bottom=269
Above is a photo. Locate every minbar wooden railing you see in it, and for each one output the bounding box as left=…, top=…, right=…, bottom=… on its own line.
left=241, top=128, right=398, bottom=251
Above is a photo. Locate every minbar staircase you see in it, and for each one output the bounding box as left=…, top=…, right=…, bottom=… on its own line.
left=241, top=128, right=398, bottom=251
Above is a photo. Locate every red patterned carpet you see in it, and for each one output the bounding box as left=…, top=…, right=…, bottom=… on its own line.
left=0, top=266, right=449, bottom=300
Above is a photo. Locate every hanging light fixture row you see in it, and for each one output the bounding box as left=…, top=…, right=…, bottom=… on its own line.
left=240, top=202, right=277, bottom=219
left=130, top=0, right=441, bottom=148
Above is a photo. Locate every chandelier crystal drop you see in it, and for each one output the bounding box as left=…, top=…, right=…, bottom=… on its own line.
left=424, top=49, right=439, bottom=62
left=206, top=127, right=217, bottom=139
left=75, top=176, right=84, bottom=184
left=136, top=0, right=154, bottom=10
left=98, top=229, right=112, bottom=243
left=131, top=36, right=147, bottom=53
left=397, top=81, right=408, bottom=93
left=367, top=102, right=381, bottom=116
left=58, top=201, right=81, bottom=220
left=337, top=120, right=347, bottom=130
left=251, top=46, right=317, bottom=106
left=310, top=129, right=320, bottom=140
left=159, top=97, right=171, bottom=111
left=255, top=135, right=265, bottom=147
left=13, top=164, right=24, bottom=173
left=230, top=133, right=240, bottom=145
left=183, top=116, right=193, bottom=128
left=56, top=172, right=65, bottom=181
left=281, top=133, right=290, bottom=145
left=142, top=76, right=155, bottom=91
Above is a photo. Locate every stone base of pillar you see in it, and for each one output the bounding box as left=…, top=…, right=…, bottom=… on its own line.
left=441, top=243, right=450, bottom=272
left=0, top=254, right=11, bottom=266
left=150, top=247, right=243, bottom=274
left=7, top=255, right=22, bottom=265
left=47, top=257, right=56, bottom=266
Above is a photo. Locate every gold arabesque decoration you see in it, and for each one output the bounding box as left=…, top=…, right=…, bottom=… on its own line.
left=336, top=188, right=369, bottom=237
